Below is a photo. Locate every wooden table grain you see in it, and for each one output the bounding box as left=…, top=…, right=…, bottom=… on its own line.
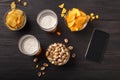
left=0, top=0, right=120, bottom=80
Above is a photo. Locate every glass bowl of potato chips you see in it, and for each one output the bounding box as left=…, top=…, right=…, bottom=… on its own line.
left=5, top=9, right=26, bottom=31
left=64, top=8, right=89, bottom=32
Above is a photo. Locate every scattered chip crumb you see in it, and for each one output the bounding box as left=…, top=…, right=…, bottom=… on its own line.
left=23, top=2, right=27, bottom=6
left=64, top=38, right=69, bottom=44
left=90, top=13, right=94, bottom=17
left=72, top=53, right=76, bottom=58
left=62, top=8, right=67, bottom=14
left=68, top=46, right=73, bottom=50
left=56, top=31, right=61, bottom=36
left=89, top=13, right=99, bottom=21
left=37, top=72, right=41, bottom=77
left=96, top=15, right=99, bottom=19
left=59, top=3, right=64, bottom=8
left=18, top=0, right=21, bottom=2
left=92, top=16, right=95, bottom=20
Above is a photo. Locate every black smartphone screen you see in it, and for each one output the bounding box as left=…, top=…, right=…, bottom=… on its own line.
left=85, top=30, right=109, bottom=62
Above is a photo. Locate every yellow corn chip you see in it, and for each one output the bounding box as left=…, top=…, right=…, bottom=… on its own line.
left=18, top=0, right=21, bottom=2
left=62, top=8, right=67, bottom=14
left=75, top=16, right=86, bottom=25
left=61, top=13, right=65, bottom=17
left=65, top=10, right=75, bottom=23
left=59, top=3, right=64, bottom=8
left=96, top=15, right=99, bottom=19
left=70, top=26, right=78, bottom=32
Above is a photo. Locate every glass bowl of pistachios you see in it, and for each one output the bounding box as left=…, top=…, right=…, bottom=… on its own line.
left=46, top=43, right=70, bottom=66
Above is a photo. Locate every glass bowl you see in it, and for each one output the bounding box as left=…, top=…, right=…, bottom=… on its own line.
left=46, top=43, right=70, bottom=66
left=4, top=9, right=27, bottom=31
left=64, top=10, right=89, bottom=32
left=37, top=9, right=58, bottom=32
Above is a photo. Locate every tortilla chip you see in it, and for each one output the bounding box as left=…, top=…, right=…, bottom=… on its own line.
left=59, top=3, right=64, bottom=8
left=67, top=20, right=75, bottom=28
left=62, top=8, right=67, bottom=14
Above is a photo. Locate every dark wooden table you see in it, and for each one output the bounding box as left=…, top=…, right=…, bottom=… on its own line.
left=0, top=0, right=120, bottom=80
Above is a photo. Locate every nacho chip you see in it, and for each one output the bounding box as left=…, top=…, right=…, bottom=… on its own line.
left=59, top=3, right=64, bottom=8
left=70, top=26, right=79, bottom=32
left=67, top=20, right=75, bottom=28
left=96, top=15, right=99, bottom=19
left=62, top=8, right=67, bottom=14
left=75, top=16, right=86, bottom=25
left=65, top=10, right=75, bottom=23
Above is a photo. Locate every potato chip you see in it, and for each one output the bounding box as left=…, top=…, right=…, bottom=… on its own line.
left=19, top=15, right=25, bottom=27
left=11, top=2, right=16, bottom=9
left=15, top=9, right=23, bottom=15
left=70, top=26, right=78, bottom=32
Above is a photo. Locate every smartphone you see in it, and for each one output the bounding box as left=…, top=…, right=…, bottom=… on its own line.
left=85, top=29, right=109, bottom=62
